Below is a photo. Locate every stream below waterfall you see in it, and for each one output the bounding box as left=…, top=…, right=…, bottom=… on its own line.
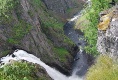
left=64, top=21, right=88, bottom=77
left=63, top=0, right=94, bottom=76
left=63, top=3, right=93, bottom=77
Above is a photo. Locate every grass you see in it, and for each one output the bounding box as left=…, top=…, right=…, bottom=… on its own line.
left=53, top=47, right=69, bottom=62
left=86, top=55, right=118, bottom=80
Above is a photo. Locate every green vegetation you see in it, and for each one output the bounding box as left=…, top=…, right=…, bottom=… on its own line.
left=0, top=0, right=32, bottom=44
left=0, top=0, right=15, bottom=24
left=86, top=55, right=118, bottom=80
left=0, top=0, right=14, bottom=18
left=31, top=0, right=62, bottom=28
left=42, top=18, right=64, bottom=29
left=76, top=0, right=111, bottom=56
left=0, top=0, right=20, bottom=24
left=7, top=20, right=32, bottom=44
left=53, top=47, right=69, bottom=62
left=2, top=50, right=10, bottom=55
left=63, top=35, right=74, bottom=45
left=31, top=0, right=74, bottom=53
left=0, top=61, right=39, bottom=80
left=32, top=0, right=43, bottom=8
left=38, top=76, right=48, bottom=80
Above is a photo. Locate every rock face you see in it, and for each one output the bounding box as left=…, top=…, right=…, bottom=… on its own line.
left=97, top=6, right=118, bottom=59
left=0, top=0, right=54, bottom=63
left=0, top=0, right=85, bottom=75
left=43, top=0, right=84, bottom=13
left=42, top=0, right=85, bottom=18
left=43, top=0, right=74, bottom=13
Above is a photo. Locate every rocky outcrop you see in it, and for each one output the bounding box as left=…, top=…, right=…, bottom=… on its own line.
left=97, top=5, right=118, bottom=59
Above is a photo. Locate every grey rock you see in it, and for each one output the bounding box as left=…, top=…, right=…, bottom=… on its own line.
left=0, top=0, right=80, bottom=75
left=97, top=6, right=118, bottom=59
left=42, top=0, right=85, bottom=18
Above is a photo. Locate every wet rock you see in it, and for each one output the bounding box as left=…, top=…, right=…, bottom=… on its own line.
left=11, top=54, right=15, bottom=57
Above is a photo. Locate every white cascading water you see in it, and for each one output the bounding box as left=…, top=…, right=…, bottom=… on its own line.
left=0, top=49, right=83, bottom=80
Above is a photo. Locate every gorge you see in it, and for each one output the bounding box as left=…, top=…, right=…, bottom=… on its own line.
left=0, top=3, right=94, bottom=78
left=0, top=0, right=118, bottom=80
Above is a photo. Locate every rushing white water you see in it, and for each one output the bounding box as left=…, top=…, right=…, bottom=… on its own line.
left=0, top=49, right=83, bottom=80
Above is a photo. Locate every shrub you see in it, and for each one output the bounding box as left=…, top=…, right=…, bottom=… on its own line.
left=0, top=61, right=38, bottom=80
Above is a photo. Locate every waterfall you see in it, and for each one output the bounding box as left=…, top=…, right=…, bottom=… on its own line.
left=0, top=1, right=92, bottom=79
left=0, top=49, right=83, bottom=80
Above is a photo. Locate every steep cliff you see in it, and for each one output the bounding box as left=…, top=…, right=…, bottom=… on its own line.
left=0, top=0, right=54, bottom=63
left=0, top=0, right=85, bottom=75
left=97, top=5, right=118, bottom=59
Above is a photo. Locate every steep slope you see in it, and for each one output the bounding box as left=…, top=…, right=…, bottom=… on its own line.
left=0, top=0, right=85, bottom=74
